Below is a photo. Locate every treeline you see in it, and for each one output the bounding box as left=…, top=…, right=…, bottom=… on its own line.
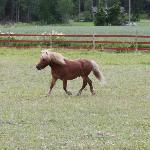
left=0, top=0, right=150, bottom=24
left=95, top=0, right=150, bottom=26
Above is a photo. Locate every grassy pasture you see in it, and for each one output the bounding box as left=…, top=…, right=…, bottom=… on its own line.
left=0, top=24, right=150, bottom=35
left=0, top=48, right=150, bottom=149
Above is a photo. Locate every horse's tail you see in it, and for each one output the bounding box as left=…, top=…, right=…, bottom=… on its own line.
left=91, top=60, right=106, bottom=85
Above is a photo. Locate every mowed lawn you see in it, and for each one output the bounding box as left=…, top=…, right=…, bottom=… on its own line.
left=0, top=48, right=150, bottom=150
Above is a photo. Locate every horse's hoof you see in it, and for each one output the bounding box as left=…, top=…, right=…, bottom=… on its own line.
left=76, top=93, right=81, bottom=96
left=67, top=91, right=72, bottom=95
left=45, top=93, right=51, bottom=97
left=92, top=92, right=96, bottom=95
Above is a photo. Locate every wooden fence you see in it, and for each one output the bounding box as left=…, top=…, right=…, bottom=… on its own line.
left=0, top=33, right=150, bottom=51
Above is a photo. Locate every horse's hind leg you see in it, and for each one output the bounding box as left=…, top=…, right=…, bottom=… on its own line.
left=77, top=77, right=88, bottom=96
left=87, top=77, right=95, bottom=95
left=63, top=80, right=72, bottom=95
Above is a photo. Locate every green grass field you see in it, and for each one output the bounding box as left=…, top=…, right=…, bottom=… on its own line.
left=0, top=23, right=150, bottom=35
left=0, top=48, right=150, bottom=149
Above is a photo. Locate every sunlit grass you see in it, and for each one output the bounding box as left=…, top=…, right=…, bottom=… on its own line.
left=0, top=48, right=150, bottom=149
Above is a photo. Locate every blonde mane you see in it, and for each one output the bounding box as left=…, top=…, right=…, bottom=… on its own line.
left=41, top=49, right=67, bottom=65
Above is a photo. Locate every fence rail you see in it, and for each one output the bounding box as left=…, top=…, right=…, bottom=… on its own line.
left=1, top=39, right=150, bottom=45
left=0, top=33, right=150, bottom=51
left=1, top=33, right=150, bottom=38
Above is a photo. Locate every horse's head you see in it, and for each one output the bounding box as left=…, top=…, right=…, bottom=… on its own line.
left=36, top=50, right=51, bottom=70
left=36, top=49, right=66, bottom=70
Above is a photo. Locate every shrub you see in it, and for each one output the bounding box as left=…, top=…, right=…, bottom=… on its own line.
left=94, top=0, right=126, bottom=26
left=107, top=2, right=122, bottom=25
left=94, top=8, right=106, bottom=26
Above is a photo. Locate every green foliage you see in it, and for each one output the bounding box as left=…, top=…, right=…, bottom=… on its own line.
left=94, top=8, right=106, bottom=26
left=0, top=0, right=150, bottom=24
left=56, top=0, right=74, bottom=23
left=83, top=11, right=92, bottom=22
left=82, top=0, right=93, bottom=22
left=95, top=0, right=125, bottom=26
left=39, top=0, right=60, bottom=24
left=131, top=9, right=140, bottom=22
left=0, top=0, right=7, bottom=19
left=107, top=1, right=121, bottom=25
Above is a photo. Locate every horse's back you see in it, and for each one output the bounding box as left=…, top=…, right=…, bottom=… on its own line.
left=66, top=58, right=92, bottom=69
left=65, top=59, right=93, bottom=76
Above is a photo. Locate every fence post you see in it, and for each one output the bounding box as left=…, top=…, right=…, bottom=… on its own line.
left=92, top=33, right=95, bottom=50
left=8, top=29, right=11, bottom=47
left=50, top=30, right=53, bottom=49
left=135, top=29, right=138, bottom=51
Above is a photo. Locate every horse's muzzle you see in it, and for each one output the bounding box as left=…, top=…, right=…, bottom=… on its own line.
left=36, top=65, right=41, bottom=70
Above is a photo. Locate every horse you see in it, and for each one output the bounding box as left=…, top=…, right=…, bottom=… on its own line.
left=36, top=49, right=106, bottom=96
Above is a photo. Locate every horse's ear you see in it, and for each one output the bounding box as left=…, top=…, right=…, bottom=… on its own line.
left=41, top=49, right=49, bottom=54
left=41, top=50, right=45, bottom=53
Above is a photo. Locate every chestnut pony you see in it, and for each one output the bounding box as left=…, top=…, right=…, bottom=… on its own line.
left=36, top=50, right=106, bottom=96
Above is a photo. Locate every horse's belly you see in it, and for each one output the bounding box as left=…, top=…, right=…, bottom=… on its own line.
left=64, top=68, right=82, bottom=80
left=67, top=74, right=80, bottom=80
left=53, top=69, right=80, bottom=80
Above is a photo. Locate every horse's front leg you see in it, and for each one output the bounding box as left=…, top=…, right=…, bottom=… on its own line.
left=47, top=77, right=57, bottom=96
left=63, top=80, right=72, bottom=95
left=77, top=77, right=87, bottom=96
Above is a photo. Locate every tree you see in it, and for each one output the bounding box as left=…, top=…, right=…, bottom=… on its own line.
left=39, top=0, right=60, bottom=24
left=94, top=7, right=106, bottom=26
left=94, top=1, right=106, bottom=25
left=94, top=0, right=126, bottom=26
left=0, top=0, right=7, bottom=20
left=107, top=0, right=121, bottom=25
left=57, top=0, right=74, bottom=23
left=83, top=0, right=92, bottom=21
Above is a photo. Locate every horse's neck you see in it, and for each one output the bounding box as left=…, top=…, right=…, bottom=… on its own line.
left=49, top=62, right=55, bottom=68
left=49, top=61, right=62, bottom=69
